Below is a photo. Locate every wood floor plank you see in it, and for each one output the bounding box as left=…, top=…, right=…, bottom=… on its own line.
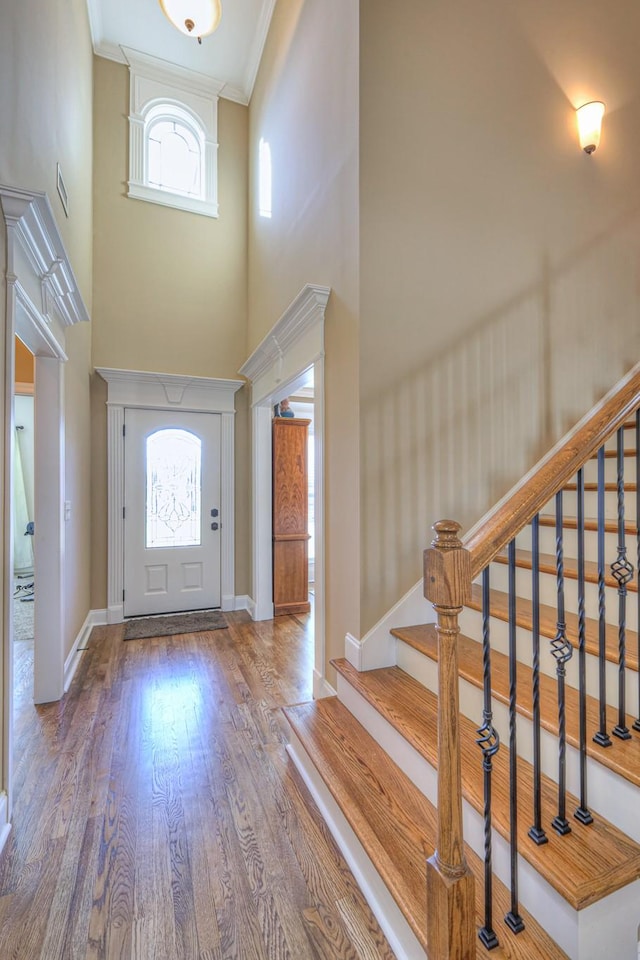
left=0, top=612, right=392, bottom=960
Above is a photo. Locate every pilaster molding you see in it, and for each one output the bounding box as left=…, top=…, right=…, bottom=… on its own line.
left=98, top=368, right=243, bottom=623
left=0, top=185, right=90, bottom=331
left=239, top=285, right=330, bottom=402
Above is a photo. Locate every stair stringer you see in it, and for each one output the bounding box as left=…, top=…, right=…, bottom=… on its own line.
left=336, top=673, right=640, bottom=960
left=345, top=579, right=433, bottom=671
left=286, top=732, right=427, bottom=960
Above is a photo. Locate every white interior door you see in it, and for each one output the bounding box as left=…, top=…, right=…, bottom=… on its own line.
left=124, top=408, right=221, bottom=616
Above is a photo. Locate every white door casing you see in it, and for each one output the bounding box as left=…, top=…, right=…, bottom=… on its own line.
left=239, top=284, right=330, bottom=699
left=97, top=368, right=243, bottom=623
left=124, top=408, right=221, bottom=616
left=1, top=186, right=89, bottom=722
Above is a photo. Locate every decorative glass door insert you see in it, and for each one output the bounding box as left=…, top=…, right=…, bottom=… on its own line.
left=145, top=428, right=202, bottom=549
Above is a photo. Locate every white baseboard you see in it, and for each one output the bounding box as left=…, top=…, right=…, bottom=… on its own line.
left=345, top=580, right=434, bottom=671
left=233, top=594, right=254, bottom=614
left=0, top=793, right=11, bottom=856
left=64, top=609, right=105, bottom=693
left=286, top=734, right=426, bottom=960
left=312, top=670, right=336, bottom=700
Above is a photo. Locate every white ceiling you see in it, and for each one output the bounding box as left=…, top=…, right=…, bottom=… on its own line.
left=86, top=0, right=276, bottom=104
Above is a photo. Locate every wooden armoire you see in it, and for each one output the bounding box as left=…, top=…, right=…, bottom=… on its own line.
left=272, top=416, right=311, bottom=616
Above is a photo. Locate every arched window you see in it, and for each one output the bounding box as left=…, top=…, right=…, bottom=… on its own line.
left=146, top=106, right=204, bottom=200
left=126, top=51, right=220, bottom=218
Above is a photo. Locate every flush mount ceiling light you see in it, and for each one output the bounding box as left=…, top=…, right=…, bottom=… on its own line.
left=576, top=101, right=605, bottom=155
left=159, top=0, right=222, bottom=44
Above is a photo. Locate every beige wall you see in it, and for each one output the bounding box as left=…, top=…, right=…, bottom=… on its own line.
left=90, top=56, right=250, bottom=608
left=360, top=0, right=640, bottom=630
left=0, top=0, right=94, bottom=665
left=248, top=0, right=360, bottom=676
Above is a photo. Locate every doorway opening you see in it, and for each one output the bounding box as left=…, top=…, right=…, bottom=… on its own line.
left=12, top=338, right=35, bottom=722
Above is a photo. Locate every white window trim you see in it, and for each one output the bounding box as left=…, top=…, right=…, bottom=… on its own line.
left=124, top=49, right=220, bottom=218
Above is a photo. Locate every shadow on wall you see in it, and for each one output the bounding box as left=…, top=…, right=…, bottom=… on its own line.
left=361, top=208, right=640, bottom=630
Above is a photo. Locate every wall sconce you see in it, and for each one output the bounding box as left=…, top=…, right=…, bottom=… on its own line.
left=576, top=101, right=605, bottom=155
left=159, top=0, right=222, bottom=43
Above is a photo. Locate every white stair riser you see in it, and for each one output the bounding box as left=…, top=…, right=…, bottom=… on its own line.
left=517, top=523, right=639, bottom=564
left=397, top=641, right=640, bottom=843
left=488, top=558, right=639, bottom=635
left=336, top=674, right=640, bottom=960
left=580, top=454, right=638, bottom=485
left=458, top=605, right=640, bottom=718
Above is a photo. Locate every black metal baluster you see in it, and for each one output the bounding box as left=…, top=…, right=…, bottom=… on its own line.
left=574, top=468, right=593, bottom=824
left=612, top=426, right=633, bottom=740
left=551, top=490, right=573, bottom=835
left=593, top=446, right=612, bottom=748
left=528, top=514, right=548, bottom=845
left=505, top=539, right=524, bottom=933
left=476, top=566, right=500, bottom=950
left=635, top=408, right=640, bottom=734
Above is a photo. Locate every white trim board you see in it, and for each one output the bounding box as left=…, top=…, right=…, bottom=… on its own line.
left=239, top=284, right=329, bottom=697
left=0, top=185, right=89, bottom=819
left=96, top=368, right=243, bottom=623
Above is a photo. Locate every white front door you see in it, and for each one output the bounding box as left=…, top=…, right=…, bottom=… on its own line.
left=124, top=408, right=221, bottom=616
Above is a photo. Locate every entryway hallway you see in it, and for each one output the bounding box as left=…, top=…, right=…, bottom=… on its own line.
left=0, top=612, right=394, bottom=959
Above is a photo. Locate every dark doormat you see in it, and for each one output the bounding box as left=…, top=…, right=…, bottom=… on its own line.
left=123, top=609, right=228, bottom=641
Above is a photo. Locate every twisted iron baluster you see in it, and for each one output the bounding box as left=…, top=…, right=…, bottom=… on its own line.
left=505, top=539, right=524, bottom=933
left=612, top=426, right=633, bottom=740
left=574, top=468, right=593, bottom=824
left=476, top=566, right=500, bottom=950
left=551, top=490, right=572, bottom=835
left=593, top=445, right=612, bottom=747
left=635, top=409, right=640, bottom=734
left=528, top=514, right=548, bottom=845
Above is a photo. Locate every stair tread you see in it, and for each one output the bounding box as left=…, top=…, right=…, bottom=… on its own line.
left=392, top=622, right=640, bottom=788
left=466, top=583, right=640, bottom=673
left=332, top=658, right=640, bottom=910
left=285, top=696, right=569, bottom=959
left=595, top=448, right=637, bottom=458
left=494, top=547, right=638, bottom=594
left=538, top=514, right=637, bottom=535
left=565, top=481, right=637, bottom=492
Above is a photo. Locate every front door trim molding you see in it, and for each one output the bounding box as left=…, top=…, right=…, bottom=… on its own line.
left=96, top=368, right=243, bottom=623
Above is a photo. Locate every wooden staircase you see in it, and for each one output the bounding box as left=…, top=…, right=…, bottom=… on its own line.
left=283, top=365, right=640, bottom=959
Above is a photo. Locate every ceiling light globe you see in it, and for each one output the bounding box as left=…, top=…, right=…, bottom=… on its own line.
left=159, top=0, right=222, bottom=39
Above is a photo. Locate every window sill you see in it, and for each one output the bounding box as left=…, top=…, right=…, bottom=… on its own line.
left=128, top=182, right=219, bottom=219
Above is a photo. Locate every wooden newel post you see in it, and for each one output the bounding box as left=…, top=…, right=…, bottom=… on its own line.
left=423, top=520, right=476, bottom=960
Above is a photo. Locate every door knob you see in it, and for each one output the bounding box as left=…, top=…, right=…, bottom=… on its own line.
left=211, top=521, right=219, bottom=530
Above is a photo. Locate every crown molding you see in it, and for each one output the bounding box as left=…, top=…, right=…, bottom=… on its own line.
left=240, top=285, right=330, bottom=385
left=122, top=46, right=226, bottom=99
left=0, top=185, right=90, bottom=327
left=244, top=0, right=277, bottom=101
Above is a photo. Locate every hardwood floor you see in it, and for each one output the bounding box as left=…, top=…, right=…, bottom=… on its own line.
left=0, top=612, right=395, bottom=960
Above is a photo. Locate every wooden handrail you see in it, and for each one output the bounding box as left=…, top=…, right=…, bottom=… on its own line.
left=465, top=361, right=640, bottom=578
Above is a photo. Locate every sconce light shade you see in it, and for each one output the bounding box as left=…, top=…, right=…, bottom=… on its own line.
left=159, top=0, right=222, bottom=41
left=576, top=101, right=605, bottom=154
